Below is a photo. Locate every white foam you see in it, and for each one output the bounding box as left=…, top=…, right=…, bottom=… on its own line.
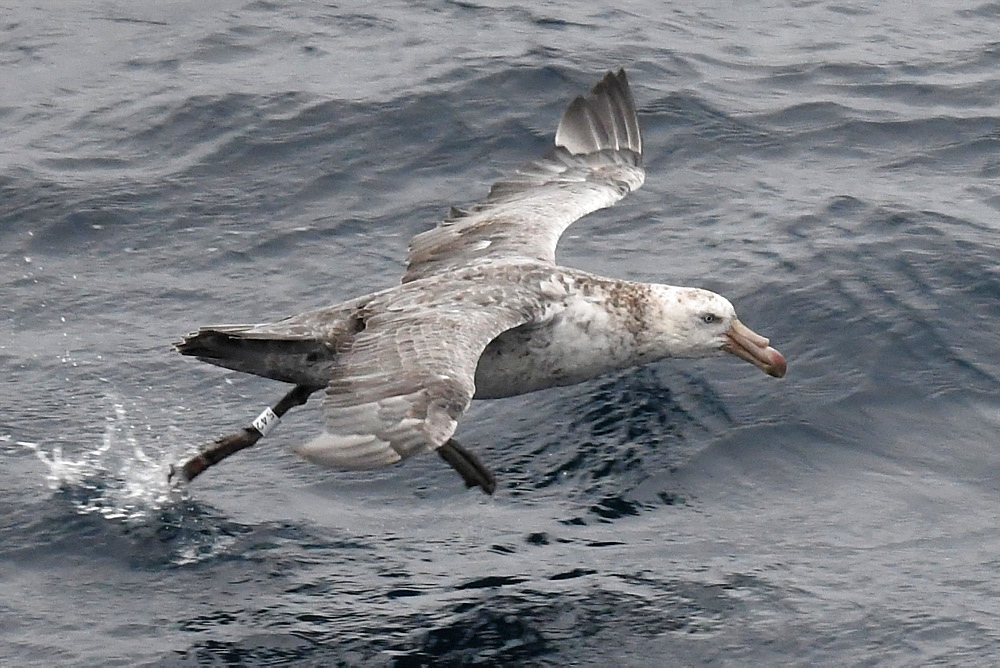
left=21, top=398, right=183, bottom=523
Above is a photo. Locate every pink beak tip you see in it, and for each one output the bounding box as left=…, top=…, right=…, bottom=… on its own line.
left=766, top=348, right=787, bottom=378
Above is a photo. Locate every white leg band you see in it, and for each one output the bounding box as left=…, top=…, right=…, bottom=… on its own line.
left=252, top=407, right=280, bottom=437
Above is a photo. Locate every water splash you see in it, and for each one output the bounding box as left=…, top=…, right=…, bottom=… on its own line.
left=13, top=399, right=252, bottom=566
left=21, top=399, right=183, bottom=523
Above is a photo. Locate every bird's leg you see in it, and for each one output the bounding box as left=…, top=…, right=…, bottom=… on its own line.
left=170, top=384, right=318, bottom=483
left=437, top=438, right=497, bottom=495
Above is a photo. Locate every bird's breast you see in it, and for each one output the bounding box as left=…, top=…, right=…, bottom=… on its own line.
left=472, top=294, right=643, bottom=399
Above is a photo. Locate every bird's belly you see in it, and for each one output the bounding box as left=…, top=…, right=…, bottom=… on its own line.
left=472, top=316, right=634, bottom=400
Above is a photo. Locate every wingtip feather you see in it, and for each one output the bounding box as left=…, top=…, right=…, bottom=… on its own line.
left=555, top=69, right=641, bottom=156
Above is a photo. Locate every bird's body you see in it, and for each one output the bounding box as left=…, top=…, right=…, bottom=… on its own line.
left=177, top=70, right=785, bottom=491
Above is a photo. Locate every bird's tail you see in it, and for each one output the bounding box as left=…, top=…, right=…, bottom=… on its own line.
left=176, top=325, right=333, bottom=387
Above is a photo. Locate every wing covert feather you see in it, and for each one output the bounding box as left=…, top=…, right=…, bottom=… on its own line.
left=294, top=277, right=554, bottom=470
left=403, top=69, right=644, bottom=283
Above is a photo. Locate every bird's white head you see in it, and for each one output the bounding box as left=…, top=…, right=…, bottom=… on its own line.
left=646, top=285, right=786, bottom=378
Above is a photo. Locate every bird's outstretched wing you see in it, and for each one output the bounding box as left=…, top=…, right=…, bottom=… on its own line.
left=403, top=69, right=644, bottom=283
left=294, top=275, right=554, bottom=470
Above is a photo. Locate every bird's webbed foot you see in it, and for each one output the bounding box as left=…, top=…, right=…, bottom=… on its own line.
left=436, top=438, right=497, bottom=495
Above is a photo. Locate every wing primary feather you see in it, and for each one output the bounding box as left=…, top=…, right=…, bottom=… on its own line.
left=555, top=69, right=640, bottom=155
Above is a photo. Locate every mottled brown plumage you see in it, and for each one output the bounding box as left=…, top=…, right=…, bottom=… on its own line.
left=176, top=70, right=785, bottom=493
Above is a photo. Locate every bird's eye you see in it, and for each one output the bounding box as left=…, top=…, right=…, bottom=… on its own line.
left=701, top=313, right=718, bottom=324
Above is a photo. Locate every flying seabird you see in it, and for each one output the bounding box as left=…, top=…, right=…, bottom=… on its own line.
left=174, top=69, right=786, bottom=494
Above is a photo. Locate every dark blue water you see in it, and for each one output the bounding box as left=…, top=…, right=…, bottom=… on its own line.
left=3, top=1, right=999, bottom=665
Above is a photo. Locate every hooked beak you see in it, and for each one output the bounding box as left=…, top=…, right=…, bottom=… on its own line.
left=722, top=319, right=786, bottom=378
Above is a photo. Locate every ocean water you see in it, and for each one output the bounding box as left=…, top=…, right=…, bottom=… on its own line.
left=3, top=1, right=1000, bottom=665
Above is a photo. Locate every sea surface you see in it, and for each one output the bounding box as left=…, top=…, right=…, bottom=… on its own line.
left=2, top=1, right=999, bottom=665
